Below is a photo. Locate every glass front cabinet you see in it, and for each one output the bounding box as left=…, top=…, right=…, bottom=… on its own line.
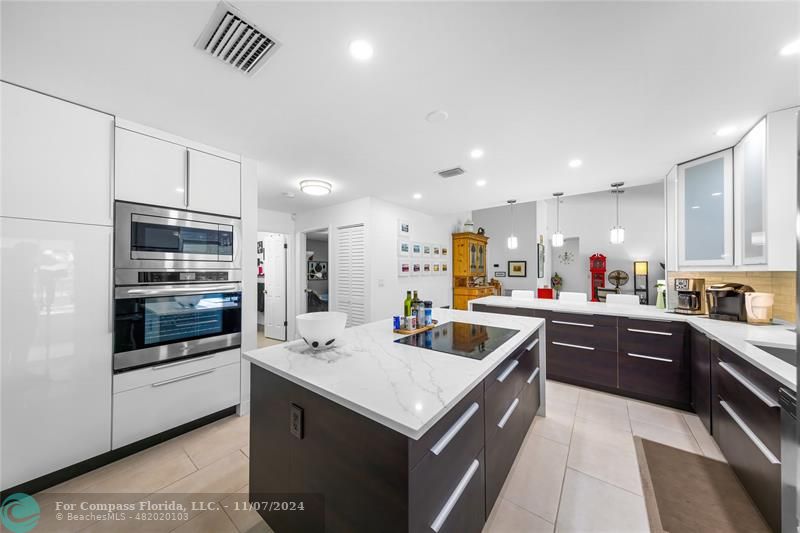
left=677, top=149, right=734, bottom=267
left=734, top=118, right=767, bottom=265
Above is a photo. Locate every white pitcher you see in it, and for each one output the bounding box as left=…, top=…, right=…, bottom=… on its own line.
left=744, top=292, right=775, bottom=324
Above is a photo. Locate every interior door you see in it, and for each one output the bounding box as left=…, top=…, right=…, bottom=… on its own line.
left=264, top=233, right=287, bottom=341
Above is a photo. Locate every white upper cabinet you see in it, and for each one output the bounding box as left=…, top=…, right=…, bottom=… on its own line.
left=115, top=127, right=188, bottom=209
left=734, top=118, right=767, bottom=265
left=114, top=122, right=241, bottom=217
left=1, top=82, right=114, bottom=225
left=188, top=148, right=241, bottom=217
left=677, top=149, right=734, bottom=267
left=764, top=107, right=798, bottom=271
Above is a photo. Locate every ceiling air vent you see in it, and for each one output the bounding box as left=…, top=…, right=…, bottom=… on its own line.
left=437, top=167, right=466, bottom=179
left=194, top=2, right=280, bottom=76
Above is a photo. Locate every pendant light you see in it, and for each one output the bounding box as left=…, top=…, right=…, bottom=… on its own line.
left=551, top=192, right=564, bottom=248
left=609, top=182, right=625, bottom=244
left=506, top=200, right=518, bottom=250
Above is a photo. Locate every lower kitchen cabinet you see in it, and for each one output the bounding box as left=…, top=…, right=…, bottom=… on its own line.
left=690, top=328, right=712, bottom=432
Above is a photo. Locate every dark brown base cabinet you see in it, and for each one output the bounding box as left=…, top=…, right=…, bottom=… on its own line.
left=690, top=327, right=712, bottom=433
left=249, top=331, right=541, bottom=533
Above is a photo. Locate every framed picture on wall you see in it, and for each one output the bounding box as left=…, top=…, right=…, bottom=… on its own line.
left=433, top=246, right=440, bottom=257
left=441, top=246, right=449, bottom=256
left=537, top=243, right=545, bottom=278
left=398, top=219, right=412, bottom=237
left=508, top=260, right=527, bottom=277
left=423, top=244, right=432, bottom=257
left=441, top=262, right=449, bottom=274
left=433, top=263, right=440, bottom=273
left=398, top=260, right=411, bottom=277
left=495, top=271, right=506, bottom=277
left=412, top=242, right=422, bottom=256
left=423, top=263, right=431, bottom=274
left=398, top=239, right=410, bottom=256
left=308, top=261, right=328, bottom=280
left=412, top=262, right=422, bottom=276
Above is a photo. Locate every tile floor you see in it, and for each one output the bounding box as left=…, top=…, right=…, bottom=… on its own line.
left=32, top=379, right=723, bottom=532
left=256, top=327, right=285, bottom=349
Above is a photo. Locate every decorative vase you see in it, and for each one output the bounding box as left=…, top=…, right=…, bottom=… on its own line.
left=463, top=220, right=475, bottom=233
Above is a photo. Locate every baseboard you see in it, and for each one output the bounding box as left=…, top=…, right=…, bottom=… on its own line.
left=548, top=376, right=693, bottom=412
left=237, top=400, right=251, bottom=416
left=1, top=405, right=237, bottom=500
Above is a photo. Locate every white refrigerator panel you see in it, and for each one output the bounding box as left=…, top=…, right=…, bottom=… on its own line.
left=1, top=218, right=112, bottom=489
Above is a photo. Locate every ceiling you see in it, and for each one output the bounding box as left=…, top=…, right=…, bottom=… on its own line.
left=2, top=1, right=798, bottom=215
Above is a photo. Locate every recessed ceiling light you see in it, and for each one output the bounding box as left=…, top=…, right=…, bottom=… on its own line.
left=780, top=38, right=800, bottom=56
left=476, top=179, right=487, bottom=187
left=691, top=205, right=701, bottom=209
left=715, top=125, right=738, bottom=137
left=413, top=193, right=422, bottom=200
left=175, top=187, right=185, bottom=193
left=568, top=159, right=583, bottom=168
left=299, top=179, right=332, bottom=196
left=349, top=40, right=373, bottom=61
left=426, top=110, right=449, bottom=123
left=711, top=192, right=722, bottom=197
left=470, top=148, right=484, bottom=159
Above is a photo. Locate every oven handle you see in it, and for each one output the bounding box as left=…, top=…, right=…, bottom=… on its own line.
left=116, top=284, right=241, bottom=298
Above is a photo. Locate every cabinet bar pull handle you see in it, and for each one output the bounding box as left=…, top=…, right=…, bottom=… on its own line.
left=719, top=400, right=780, bottom=465
left=627, top=328, right=672, bottom=336
left=430, top=402, right=480, bottom=456
left=497, top=398, right=520, bottom=429
left=527, top=367, right=540, bottom=384
left=553, top=320, right=594, bottom=328
left=153, top=354, right=215, bottom=371
left=718, top=362, right=779, bottom=408
left=430, top=459, right=480, bottom=532
left=525, top=338, right=539, bottom=351
left=497, top=360, right=519, bottom=382
left=552, top=341, right=595, bottom=351
left=152, top=368, right=214, bottom=387
left=184, top=149, right=190, bottom=207
left=626, top=352, right=673, bottom=363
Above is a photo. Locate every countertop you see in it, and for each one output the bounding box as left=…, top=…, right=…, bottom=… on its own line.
left=471, top=296, right=796, bottom=391
left=244, top=309, right=544, bottom=439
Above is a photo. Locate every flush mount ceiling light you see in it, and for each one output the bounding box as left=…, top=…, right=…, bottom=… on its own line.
left=715, top=125, right=738, bottom=137
left=552, top=192, right=565, bottom=248
left=506, top=200, right=518, bottom=250
left=476, top=179, right=487, bottom=187
left=470, top=148, right=484, bottom=159
left=780, top=38, right=800, bottom=56
left=609, top=182, right=625, bottom=244
left=568, top=159, right=583, bottom=168
left=349, top=39, right=373, bottom=61
left=299, top=179, right=332, bottom=196
left=413, top=193, right=422, bottom=200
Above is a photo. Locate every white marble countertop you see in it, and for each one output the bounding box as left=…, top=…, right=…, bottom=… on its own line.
left=244, top=309, right=544, bottom=439
left=470, top=296, right=796, bottom=391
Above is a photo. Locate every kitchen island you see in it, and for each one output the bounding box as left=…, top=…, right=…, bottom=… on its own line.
left=243, top=309, right=545, bottom=533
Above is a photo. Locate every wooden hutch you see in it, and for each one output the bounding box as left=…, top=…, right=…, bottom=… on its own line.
left=452, top=232, right=495, bottom=310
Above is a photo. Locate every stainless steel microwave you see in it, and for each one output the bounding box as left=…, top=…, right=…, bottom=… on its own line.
left=115, top=201, right=241, bottom=270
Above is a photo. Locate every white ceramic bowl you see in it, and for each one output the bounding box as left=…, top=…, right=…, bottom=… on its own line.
left=296, top=311, right=347, bottom=350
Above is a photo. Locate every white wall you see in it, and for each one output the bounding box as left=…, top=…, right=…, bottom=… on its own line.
left=369, top=198, right=468, bottom=320
left=472, top=201, right=539, bottom=291
left=238, top=158, right=259, bottom=416
left=542, top=182, right=666, bottom=303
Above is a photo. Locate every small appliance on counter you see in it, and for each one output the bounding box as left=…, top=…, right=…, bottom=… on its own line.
left=706, top=282, right=754, bottom=321
left=745, top=292, right=776, bottom=325
left=673, top=278, right=706, bottom=315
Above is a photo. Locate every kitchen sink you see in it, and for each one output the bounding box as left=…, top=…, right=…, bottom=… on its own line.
left=749, top=342, right=797, bottom=367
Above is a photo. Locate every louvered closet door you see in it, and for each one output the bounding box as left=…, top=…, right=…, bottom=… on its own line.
left=335, top=224, right=367, bottom=327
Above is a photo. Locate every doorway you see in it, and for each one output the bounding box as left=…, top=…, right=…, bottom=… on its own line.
left=304, top=229, right=329, bottom=313
left=257, top=232, right=288, bottom=345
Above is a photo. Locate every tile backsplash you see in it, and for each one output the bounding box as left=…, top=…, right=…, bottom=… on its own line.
left=667, top=271, right=796, bottom=322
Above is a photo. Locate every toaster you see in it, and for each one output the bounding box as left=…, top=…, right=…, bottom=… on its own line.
left=705, top=283, right=754, bottom=321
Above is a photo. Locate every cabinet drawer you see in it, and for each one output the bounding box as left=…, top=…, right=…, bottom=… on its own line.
left=548, top=342, right=617, bottom=389
left=485, top=389, right=528, bottom=515
left=409, top=385, right=484, bottom=470
left=472, top=304, right=534, bottom=317
left=113, top=349, right=241, bottom=393
left=619, top=350, right=690, bottom=405
left=619, top=318, right=686, bottom=360
left=112, top=361, right=240, bottom=449
left=429, top=450, right=485, bottom=533
left=716, top=358, right=780, bottom=458
left=519, top=368, right=541, bottom=429
left=715, top=398, right=781, bottom=532
left=540, top=310, right=617, bottom=327
left=547, top=316, right=617, bottom=352
left=485, top=332, right=538, bottom=386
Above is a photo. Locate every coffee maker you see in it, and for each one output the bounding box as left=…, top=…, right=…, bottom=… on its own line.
left=673, top=278, right=706, bottom=315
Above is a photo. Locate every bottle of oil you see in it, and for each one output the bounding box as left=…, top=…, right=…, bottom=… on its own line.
left=412, top=291, right=422, bottom=321
left=404, top=290, right=412, bottom=317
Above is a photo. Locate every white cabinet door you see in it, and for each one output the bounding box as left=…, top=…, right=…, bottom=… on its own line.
left=187, top=149, right=241, bottom=217
left=1, top=82, right=114, bottom=225
left=0, top=218, right=112, bottom=490
left=678, top=149, right=734, bottom=267
left=765, top=107, right=799, bottom=270
left=734, top=118, right=767, bottom=265
left=115, top=127, right=187, bottom=209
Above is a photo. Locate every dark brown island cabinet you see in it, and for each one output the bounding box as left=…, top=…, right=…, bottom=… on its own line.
left=249, top=330, right=541, bottom=533
left=473, top=303, right=786, bottom=532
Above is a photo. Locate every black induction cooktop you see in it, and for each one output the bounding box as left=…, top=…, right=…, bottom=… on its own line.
left=394, top=321, right=520, bottom=360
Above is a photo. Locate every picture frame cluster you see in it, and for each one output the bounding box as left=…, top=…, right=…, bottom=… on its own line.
left=397, top=219, right=450, bottom=277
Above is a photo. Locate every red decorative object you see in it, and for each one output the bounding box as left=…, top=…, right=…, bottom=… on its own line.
left=537, top=288, right=554, bottom=299
left=589, top=253, right=607, bottom=302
